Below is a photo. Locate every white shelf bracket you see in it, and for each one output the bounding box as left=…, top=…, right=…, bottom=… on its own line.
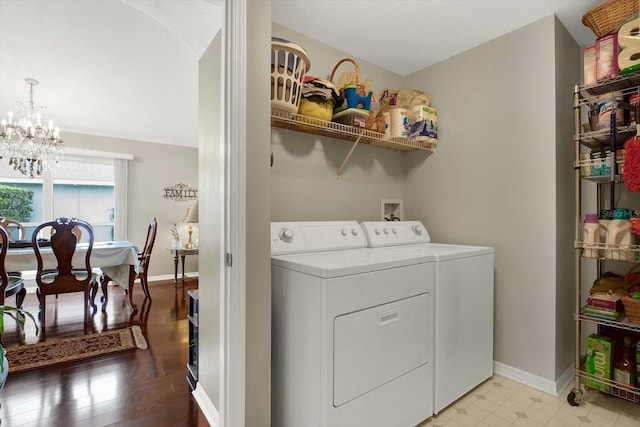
left=336, top=134, right=362, bottom=179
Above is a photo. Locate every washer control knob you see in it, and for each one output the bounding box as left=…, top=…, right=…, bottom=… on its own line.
left=351, top=228, right=359, bottom=236
left=383, top=228, right=390, bottom=235
left=374, top=228, right=381, bottom=235
left=341, top=228, right=348, bottom=237
left=392, top=228, right=398, bottom=235
left=279, top=228, right=294, bottom=243
left=411, top=225, right=423, bottom=235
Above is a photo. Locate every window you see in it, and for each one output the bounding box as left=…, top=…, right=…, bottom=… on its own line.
left=52, top=156, right=115, bottom=241
left=0, top=149, right=129, bottom=241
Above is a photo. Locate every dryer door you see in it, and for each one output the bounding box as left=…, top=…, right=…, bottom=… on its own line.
left=333, top=292, right=430, bottom=407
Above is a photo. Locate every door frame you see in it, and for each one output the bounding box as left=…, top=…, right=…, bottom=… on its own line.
left=220, top=0, right=246, bottom=425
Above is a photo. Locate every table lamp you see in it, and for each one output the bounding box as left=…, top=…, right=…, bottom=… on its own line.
left=183, top=199, right=199, bottom=249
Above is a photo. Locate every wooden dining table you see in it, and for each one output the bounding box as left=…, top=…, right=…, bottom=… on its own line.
left=5, top=240, right=141, bottom=311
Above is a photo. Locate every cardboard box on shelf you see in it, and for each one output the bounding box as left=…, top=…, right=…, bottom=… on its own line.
left=581, top=305, right=621, bottom=320
left=587, top=293, right=623, bottom=311
left=596, top=34, right=619, bottom=81
left=584, top=46, right=596, bottom=85
left=585, top=334, right=613, bottom=393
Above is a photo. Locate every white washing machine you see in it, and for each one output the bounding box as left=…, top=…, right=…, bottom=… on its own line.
left=361, top=221, right=495, bottom=414
left=271, top=221, right=436, bottom=427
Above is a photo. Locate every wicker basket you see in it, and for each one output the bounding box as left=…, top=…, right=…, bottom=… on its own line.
left=621, top=263, right=640, bottom=323
left=330, top=58, right=365, bottom=96
left=330, top=58, right=372, bottom=111
left=582, top=0, right=640, bottom=38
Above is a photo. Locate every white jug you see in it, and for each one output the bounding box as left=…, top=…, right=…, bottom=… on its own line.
left=605, top=209, right=634, bottom=261
left=583, top=214, right=602, bottom=258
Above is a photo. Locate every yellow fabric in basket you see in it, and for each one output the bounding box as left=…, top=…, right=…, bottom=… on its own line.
left=298, top=97, right=333, bottom=122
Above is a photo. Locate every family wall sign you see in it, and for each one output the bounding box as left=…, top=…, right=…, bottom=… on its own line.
left=163, top=182, right=198, bottom=201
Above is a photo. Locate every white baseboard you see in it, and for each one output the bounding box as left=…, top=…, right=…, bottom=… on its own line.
left=147, top=272, right=199, bottom=282
left=192, top=382, right=220, bottom=426
left=494, top=361, right=575, bottom=397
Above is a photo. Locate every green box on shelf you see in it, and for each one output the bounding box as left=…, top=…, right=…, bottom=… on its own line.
left=585, top=334, right=613, bottom=393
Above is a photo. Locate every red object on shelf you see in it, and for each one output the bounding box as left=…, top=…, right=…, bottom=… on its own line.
left=624, top=136, right=640, bottom=192
left=588, top=293, right=623, bottom=311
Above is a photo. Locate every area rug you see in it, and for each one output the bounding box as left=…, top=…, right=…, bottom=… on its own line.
left=5, top=325, right=148, bottom=373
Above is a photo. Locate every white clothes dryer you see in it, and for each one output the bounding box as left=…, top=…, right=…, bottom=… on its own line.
left=271, top=221, right=436, bottom=427
left=361, top=221, right=495, bottom=414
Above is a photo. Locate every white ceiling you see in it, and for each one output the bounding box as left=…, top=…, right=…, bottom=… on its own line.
left=272, top=0, right=602, bottom=76
left=0, top=0, right=601, bottom=149
left=0, top=0, right=223, bottom=148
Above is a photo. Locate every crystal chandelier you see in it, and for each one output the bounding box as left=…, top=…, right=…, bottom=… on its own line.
left=0, top=78, right=64, bottom=178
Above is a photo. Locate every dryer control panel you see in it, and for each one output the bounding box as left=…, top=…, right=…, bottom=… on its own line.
left=271, top=221, right=367, bottom=255
left=360, top=221, right=431, bottom=247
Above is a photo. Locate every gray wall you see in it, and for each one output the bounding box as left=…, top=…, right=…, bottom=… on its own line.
left=271, top=24, right=407, bottom=222
left=554, top=17, right=580, bottom=380
left=247, top=1, right=273, bottom=425
left=61, top=132, right=199, bottom=278
left=403, top=15, right=576, bottom=382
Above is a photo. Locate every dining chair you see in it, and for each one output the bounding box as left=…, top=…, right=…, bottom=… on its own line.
left=45, top=224, right=85, bottom=301
left=135, top=217, right=157, bottom=302
left=0, top=217, right=28, bottom=279
left=0, top=227, right=27, bottom=308
left=32, top=217, right=96, bottom=340
left=96, top=217, right=157, bottom=310
left=0, top=217, right=27, bottom=241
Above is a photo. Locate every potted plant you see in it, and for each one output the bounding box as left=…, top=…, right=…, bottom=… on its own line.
left=169, top=222, right=181, bottom=248
left=0, top=305, right=39, bottom=391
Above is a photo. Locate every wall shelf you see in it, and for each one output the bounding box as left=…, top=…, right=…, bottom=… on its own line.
left=271, top=109, right=437, bottom=179
left=271, top=110, right=437, bottom=153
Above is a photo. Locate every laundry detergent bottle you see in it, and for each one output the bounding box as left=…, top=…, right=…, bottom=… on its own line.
left=605, top=208, right=633, bottom=261
left=599, top=209, right=614, bottom=246
left=583, top=214, right=602, bottom=258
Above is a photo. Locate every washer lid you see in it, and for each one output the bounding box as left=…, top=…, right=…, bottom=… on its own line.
left=272, top=247, right=435, bottom=278
left=376, top=243, right=494, bottom=261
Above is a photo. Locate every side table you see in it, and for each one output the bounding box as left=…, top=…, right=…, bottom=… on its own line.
left=168, top=247, right=199, bottom=286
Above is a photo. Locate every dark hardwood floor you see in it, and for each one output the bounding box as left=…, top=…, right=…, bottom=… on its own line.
left=0, top=278, right=210, bottom=427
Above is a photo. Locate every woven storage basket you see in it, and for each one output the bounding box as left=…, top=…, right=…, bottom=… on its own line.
left=330, top=58, right=373, bottom=111
left=621, top=263, right=640, bottom=323
left=330, top=58, right=365, bottom=97
left=271, top=38, right=311, bottom=113
left=582, top=0, right=640, bottom=38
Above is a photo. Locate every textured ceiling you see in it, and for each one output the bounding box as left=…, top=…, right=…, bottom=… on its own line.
left=0, top=0, right=602, bottom=148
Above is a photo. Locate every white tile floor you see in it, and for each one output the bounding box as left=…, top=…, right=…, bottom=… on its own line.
left=418, top=375, right=640, bottom=426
